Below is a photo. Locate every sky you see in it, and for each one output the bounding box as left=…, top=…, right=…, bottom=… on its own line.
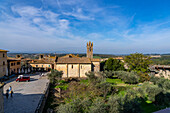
left=0, top=0, right=170, bottom=54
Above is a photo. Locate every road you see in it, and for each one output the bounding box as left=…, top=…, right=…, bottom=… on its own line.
left=3, top=73, right=49, bottom=113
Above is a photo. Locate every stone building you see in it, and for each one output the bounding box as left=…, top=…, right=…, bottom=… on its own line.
left=0, top=83, right=4, bottom=113
left=150, top=65, right=170, bottom=79
left=0, top=49, right=8, bottom=79
left=29, top=54, right=55, bottom=72
left=54, top=41, right=100, bottom=78
left=87, top=41, right=93, bottom=59
left=55, top=54, right=92, bottom=78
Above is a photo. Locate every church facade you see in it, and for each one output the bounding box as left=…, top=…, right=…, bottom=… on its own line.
left=54, top=41, right=100, bottom=78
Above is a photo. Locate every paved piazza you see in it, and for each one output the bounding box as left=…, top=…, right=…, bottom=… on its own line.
left=3, top=73, right=49, bottom=113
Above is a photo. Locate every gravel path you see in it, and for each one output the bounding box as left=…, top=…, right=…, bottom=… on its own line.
left=3, top=73, right=49, bottom=113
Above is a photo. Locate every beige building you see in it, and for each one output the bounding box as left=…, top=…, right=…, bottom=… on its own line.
left=55, top=54, right=92, bottom=78
left=150, top=65, right=170, bottom=79
left=54, top=41, right=100, bottom=78
left=29, top=54, right=55, bottom=72
left=0, top=49, right=8, bottom=78
left=7, top=58, right=21, bottom=75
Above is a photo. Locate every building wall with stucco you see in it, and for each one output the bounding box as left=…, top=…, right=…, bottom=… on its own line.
left=55, top=64, right=68, bottom=77
left=80, top=64, right=91, bottom=77
left=30, top=63, right=53, bottom=71
left=0, top=51, right=7, bottom=77
left=55, top=63, right=91, bottom=78
left=7, top=60, right=21, bottom=75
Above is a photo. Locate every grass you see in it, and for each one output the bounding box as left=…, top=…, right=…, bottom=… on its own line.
left=80, top=79, right=89, bottom=85
left=55, top=84, right=68, bottom=90
left=141, top=100, right=159, bottom=113
left=93, top=56, right=101, bottom=59
left=106, top=78, right=125, bottom=85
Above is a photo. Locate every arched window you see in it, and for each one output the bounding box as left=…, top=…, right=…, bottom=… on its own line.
left=72, top=65, right=73, bottom=69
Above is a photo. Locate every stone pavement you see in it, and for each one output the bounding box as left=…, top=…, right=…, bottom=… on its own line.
left=3, top=73, right=49, bottom=113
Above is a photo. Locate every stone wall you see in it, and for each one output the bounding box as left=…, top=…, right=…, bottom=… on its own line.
left=55, top=63, right=91, bottom=78
left=92, top=61, right=100, bottom=72
left=55, top=64, right=68, bottom=77
left=155, top=69, right=170, bottom=79
left=68, top=64, right=79, bottom=77
left=0, top=85, right=4, bottom=113
left=80, top=64, right=91, bottom=77
left=0, top=52, right=7, bottom=77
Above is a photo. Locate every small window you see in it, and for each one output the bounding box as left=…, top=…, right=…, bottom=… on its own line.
left=36, top=65, right=38, bottom=67
left=14, top=63, right=15, bottom=66
left=11, top=63, right=13, bottom=66
left=3, top=61, right=5, bottom=65
left=14, top=69, right=15, bottom=72
left=72, top=65, right=73, bottom=69
left=17, top=62, right=20, bottom=65
left=42, top=65, right=43, bottom=67
left=49, top=65, right=50, bottom=67
left=3, top=53, right=5, bottom=57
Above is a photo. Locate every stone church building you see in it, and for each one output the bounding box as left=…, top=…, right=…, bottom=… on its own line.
left=54, top=41, right=100, bottom=78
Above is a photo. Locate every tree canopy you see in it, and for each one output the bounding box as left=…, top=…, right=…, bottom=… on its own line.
left=124, top=53, right=152, bottom=73
left=104, top=58, right=125, bottom=71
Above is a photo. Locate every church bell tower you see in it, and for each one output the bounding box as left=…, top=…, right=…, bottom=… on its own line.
left=87, top=41, right=93, bottom=59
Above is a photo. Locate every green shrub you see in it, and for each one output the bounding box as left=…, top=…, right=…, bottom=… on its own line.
left=89, top=98, right=108, bottom=113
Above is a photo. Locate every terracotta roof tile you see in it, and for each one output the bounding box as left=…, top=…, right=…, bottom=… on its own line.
left=29, top=59, right=53, bottom=64
left=56, top=57, right=91, bottom=64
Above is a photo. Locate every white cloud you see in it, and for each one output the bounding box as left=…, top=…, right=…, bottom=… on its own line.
left=11, top=6, right=41, bottom=17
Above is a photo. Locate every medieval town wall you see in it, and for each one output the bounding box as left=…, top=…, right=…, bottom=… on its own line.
left=0, top=86, right=4, bottom=113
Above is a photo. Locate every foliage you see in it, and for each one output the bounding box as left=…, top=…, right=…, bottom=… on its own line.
left=115, top=71, right=139, bottom=84
left=124, top=53, right=152, bottom=73
left=47, top=69, right=63, bottom=84
left=89, top=98, right=108, bottom=113
left=108, top=95, right=122, bottom=113
left=151, top=55, right=170, bottom=65
left=138, top=72, right=150, bottom=82
left=96, top=82, right=113, bottom=99
left=55, top=84, right=68, bottom=90
left=150, top=76, right=170, bottom=90
left=85, top=71, right=105, bottom=85
left=103, top=70, right=113, bottom=78
left=141, top=82, right=163, bottom=102
left=57, top=98, right=92, bottom=113
left=48, top=70, right=170, bottom=113
left=104, top=58, right=125, bottom=71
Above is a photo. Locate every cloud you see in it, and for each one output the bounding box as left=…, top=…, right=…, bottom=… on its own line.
left=11, top=6, right=41, bottom=17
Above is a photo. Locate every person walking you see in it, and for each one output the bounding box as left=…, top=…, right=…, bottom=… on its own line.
left=9, top=86, right=12, bottom=92
left=6, top=89, right=9, bottom=99
left=11, top=90, right=13, bottom=97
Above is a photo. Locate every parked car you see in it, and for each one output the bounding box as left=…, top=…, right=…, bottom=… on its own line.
left=16, top=75, right=30, bottom=82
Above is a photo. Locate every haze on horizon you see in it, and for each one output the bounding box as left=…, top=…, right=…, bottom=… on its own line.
left=0, top=0, right=170, bottom=54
